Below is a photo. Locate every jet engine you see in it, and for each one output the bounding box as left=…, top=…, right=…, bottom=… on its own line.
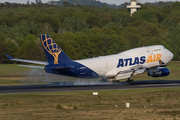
left=147, top=68, right=170, bottom=77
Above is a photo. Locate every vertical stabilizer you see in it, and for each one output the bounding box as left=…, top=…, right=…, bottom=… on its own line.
left=40, top=34, right=71, bottom=65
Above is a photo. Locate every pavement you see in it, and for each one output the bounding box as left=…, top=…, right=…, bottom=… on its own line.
left=0, top=80, right=180, bottom=94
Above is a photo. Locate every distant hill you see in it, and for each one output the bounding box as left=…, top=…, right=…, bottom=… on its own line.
left=144, top=1, right=174, bottom=7
left=47, top=0, right=174, bottom=8
left=47, top=0, right=126, bottom=8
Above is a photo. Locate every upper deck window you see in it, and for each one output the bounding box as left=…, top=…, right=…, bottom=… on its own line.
left=154, top=49, right=161, bottom=51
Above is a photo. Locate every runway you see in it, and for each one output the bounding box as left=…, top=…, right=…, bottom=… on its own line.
left=1, top=80, right=180, bottom=94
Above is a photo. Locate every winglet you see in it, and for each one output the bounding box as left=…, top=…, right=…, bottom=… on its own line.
left=6, top=55, right=14, bottom=60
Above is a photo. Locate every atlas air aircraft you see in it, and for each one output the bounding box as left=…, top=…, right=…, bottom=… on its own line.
left=6, top=34, right=174, bottom=83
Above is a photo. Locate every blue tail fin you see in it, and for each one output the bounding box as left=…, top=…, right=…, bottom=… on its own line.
left=39, top=34, right=71, bottom=65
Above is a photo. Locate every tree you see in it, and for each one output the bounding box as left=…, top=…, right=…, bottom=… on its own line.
left=0, top=43, right=8, bottom=63
left=86, top=13, right=99, bottom=28
left=0, top=1, right=180, bottom=63
left=122, top=27, right=141, bottom=48
left=16, top=40, right=35, bottom=59
left=17, top=20, right=31, bottom=36
left=6, top=40, right=18, bottom=57
left=138, top=22, right=160, bottom=37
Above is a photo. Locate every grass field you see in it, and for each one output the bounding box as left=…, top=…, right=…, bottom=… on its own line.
left=0, top=88, right=180, bottom=120
left=0, top=61, right=180, bottom=85
left=0, top=62, right=180, bottom=119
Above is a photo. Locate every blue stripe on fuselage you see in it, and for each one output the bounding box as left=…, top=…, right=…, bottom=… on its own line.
left=45, top=61, right=99, bottom=79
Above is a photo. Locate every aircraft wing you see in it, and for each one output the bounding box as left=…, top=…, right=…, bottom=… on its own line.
left=114, top=65, right=147, bottom=80
left=6, top=55, right=48, bottom=65
left=118, top=65, right=146, bottom=74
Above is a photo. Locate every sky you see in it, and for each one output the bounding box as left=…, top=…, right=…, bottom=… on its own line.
left=0, top=0, right=179, bottom=5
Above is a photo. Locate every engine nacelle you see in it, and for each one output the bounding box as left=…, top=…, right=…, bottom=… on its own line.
left=148, top=68, right=170, bottom=77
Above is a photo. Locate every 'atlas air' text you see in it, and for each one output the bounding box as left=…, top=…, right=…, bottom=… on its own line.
left=117, top=54, right=161, bottom=68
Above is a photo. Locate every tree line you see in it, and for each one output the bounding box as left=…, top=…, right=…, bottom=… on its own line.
left=0, top=1, right=180, bottom=63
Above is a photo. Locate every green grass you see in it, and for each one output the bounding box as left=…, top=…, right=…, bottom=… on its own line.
left=0, top=62, right=179, bottom=119
left=1, top=88, right=180, bottom=119
left=0, top=64, right=31, bottom=75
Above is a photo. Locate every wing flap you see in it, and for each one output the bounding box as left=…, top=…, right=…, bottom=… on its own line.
left=118, top=65, right=146, bottom=74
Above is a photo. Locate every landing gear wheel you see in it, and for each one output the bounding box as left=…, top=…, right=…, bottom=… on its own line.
left=126, top=78, right=134, bottom=84
left=112, top=80, right=120, bottom=84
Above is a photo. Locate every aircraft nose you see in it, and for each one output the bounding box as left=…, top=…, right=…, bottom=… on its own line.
left=166, top=50, right=174, bottom=63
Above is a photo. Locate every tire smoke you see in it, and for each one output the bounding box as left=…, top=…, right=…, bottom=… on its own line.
left=24, top=68, right=112, bottom=86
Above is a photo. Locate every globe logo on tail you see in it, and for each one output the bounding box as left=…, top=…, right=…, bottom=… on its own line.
left=41, top=35, right=62, bottom=64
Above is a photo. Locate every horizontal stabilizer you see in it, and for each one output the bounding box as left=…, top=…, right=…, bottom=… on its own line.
left=6, top=54, right=48, bottom=65
left=18, top=65, right=44, bottom=69
left=6, top=55, right=13, bottom=60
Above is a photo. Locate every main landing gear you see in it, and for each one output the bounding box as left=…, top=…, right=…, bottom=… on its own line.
left=126, top=78, right=134, bottom=84
left=99, top=78, right=120, bottom=84
left=112, top=80, right=120, bottom=83
left=126, top=70, right=135, bottom=84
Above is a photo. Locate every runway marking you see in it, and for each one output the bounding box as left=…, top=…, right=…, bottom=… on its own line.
left=137, top=83, right=180, bottom=86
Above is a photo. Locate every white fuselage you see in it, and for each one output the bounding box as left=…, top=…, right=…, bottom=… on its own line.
left=76, top=45, right=173, bottom=80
